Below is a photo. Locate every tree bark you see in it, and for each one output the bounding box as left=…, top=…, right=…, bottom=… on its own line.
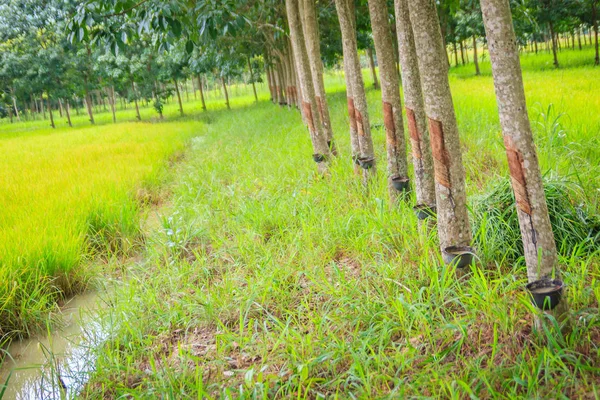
left=593, top=1, right=599, bottom=65
left=335, top=0, right=377, bottom=180
left=131, top=81, right=141, bottom=121
left=40, top=95, right=46, bottom=120
left=286, top=0, right=331, bottom=173
left=453, top=41, right=459, bottom=67
left=47, top=94, right=55, bottom=129
left=302, top=0, right=336, bottom=153
left=395, top=0, right=436, bottom=210
left=473, top=35, right=481, bottom=75
left=174, top=79, right=184, bottom=116
left=221, top=76, right=231, bottom=109
left=197, top=75, right=207, bottom=111
left=109, top=86, right=117, bottom=123
left=549, top=22, right=559, bottom=68
left=84, top=91, right=94, bottom=124
left=65, top=99, right=72, bottom=127
left=460, top=41, right=466, bottom=64
left=368, top=0, right=409, bottom=199
left=247, top=56, right=259, bottom=102
left=366, top=47, right=380, bottom=89
left=480, top=0, right=569, bottom=327
left=407, top=0, right=472, bottom=251
left=12, top=95, right=20, bottom=122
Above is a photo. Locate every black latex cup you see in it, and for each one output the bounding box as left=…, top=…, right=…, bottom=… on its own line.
left=413, top=204, right=436, bottom=220
left=391, top=176, right=410, bottom=192
left=358, top=157, right=375, bottom=170
left=525, top=278, right=564, bottom=311
left=442, top=245, right=475, bottom=268
left=312, top=153, right=326, bottom=163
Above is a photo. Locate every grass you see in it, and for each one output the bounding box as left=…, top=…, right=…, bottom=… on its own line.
left=1, top=46, right=599, bottom=397
left=0, top=117, right=200, bottom=340
left=71, top=46, right=600, bottom=398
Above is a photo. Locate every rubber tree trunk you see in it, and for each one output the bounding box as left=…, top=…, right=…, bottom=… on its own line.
left=174, top=80, right=184, bottom=116
left=407, top=0, right=472, bottom=252
left=65, top=99, right=72, bottom=127
left=366, top=47, right=380, bottom=89
left=84, top=91, right=94, bottom=124
left=109, top=86, right=117, bottom=123
left=367, top=0, right=409, bottom=200
left=549, top=22, right=559, bottom=68
left=58, top=98, right=64, bottom=118
left=593, top=1, right=599, bottom=65
left=221, top=76, right=231, bottom=109
left=247, top=56, right=259, bottom=102
left=12, top=95, right=20, bottom=122
left=47, top=94, right=55, bottom=129
left=335, top=0, right=377, bottom=180
left=480, top=0, right=570, bottom=327
left=302, top=0, right=336, bottom=153
left=460, top=41, right=466, bottom=64
left=286, top=0, right=331, bottom=173
left=453, top=42, right=459, bottom=67
left=131, top=81, right=141, bottom=121
left=395, top=0, right=436, bottom=211
left=473, top=35, right=481, bottom=75
left=196, top=75, right=207, bottom=111
left=40, top=95, right=46, bottom=120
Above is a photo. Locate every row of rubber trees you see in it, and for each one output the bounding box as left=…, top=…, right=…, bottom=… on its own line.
left=263, top=0, right=568, bottom=330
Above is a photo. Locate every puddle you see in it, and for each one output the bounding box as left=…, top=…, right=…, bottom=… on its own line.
left=0, top=291, right=109, bottom=399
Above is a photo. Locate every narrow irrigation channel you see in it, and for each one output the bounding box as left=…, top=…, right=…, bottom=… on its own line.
left=0, top=291, right=108, bottom=399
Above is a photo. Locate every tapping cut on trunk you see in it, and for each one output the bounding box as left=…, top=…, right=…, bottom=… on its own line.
left=383, top=102, right=397, bottom=146
left=355, top=110, right=365, bottom=137
left=302, top=101, right=316, bottom=133
left=347, top=98, right=358, bottom=132
left=406, top=107, right=422, bottom=160
left=315, top=96, right=324, bottom=121
left=428, top=118, right=451, bottom=189
left=504, top=136, right=532, bottom=215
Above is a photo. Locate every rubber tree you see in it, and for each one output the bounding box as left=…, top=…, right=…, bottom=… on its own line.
left=367, top=0, right=410, bottom=200
left=480, top=0, right=569, bottom=326
left=286, top=0, right=331, bottom=173
left=335, top=0, right=376, bottom=180
left=301, top=0, right=336, bottom=154
left=407, top=0, right=472, bottom=252
left=395, top=0, right=436, bottom=211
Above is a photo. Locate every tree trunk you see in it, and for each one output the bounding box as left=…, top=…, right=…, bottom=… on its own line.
left=335, top=0, right=377, bottom=180
left=40, top=95, right=46, bottom=120
left=47, top=94, right=55, bottom=129
left=593, top=1, right=599, bottom=65
left=84, top=91, right=94, bottom=124
left=65, top=99, right=72, bottom=127
left=174, top=79, right=184, bottom=116
left=407, top=0, right=472, bottom=253
left=549, top=22, right=559, bottom=68
left=247, top=56, right=259, bottom=102
left=286, top=0, right=331, bottom=173
left=184, top=80, right=189, bottom=102
left=12, top=95, right=20, bottom=122
left=197, top=75, right=207, bottom=111
left=302, top=0, right=336, bottom=154
left=473, top=35, right=481, bottom=75
left=368, top=0, right=409, bottom=200
left=395, top=0, right=436, bottom=211
left=221, top=76, right=230, bottom=109
left=58, top=98, right=64, bottom=117
left=460, top=41, right=466, bottom=64
left=453, top=41, right=459, bottom=67
left=366, top=47, right=380, bottom=89
left=131, top=81, right=141, bottom=121
left=109, top=86, right=117, bottom=123
left=480, top=0, right=569, bottom=328
left=275, top=62, right=286, bottom=105
left=534, top=40, right=538, bottom=54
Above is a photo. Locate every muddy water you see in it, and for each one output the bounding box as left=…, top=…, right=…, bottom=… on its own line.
left=0, top=291, right=108, bottom=399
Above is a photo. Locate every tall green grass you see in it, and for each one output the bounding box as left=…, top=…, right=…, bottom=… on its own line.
left=0, top=120, right=199, bottom=339
left=79, top=49, right=599, bottom=397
